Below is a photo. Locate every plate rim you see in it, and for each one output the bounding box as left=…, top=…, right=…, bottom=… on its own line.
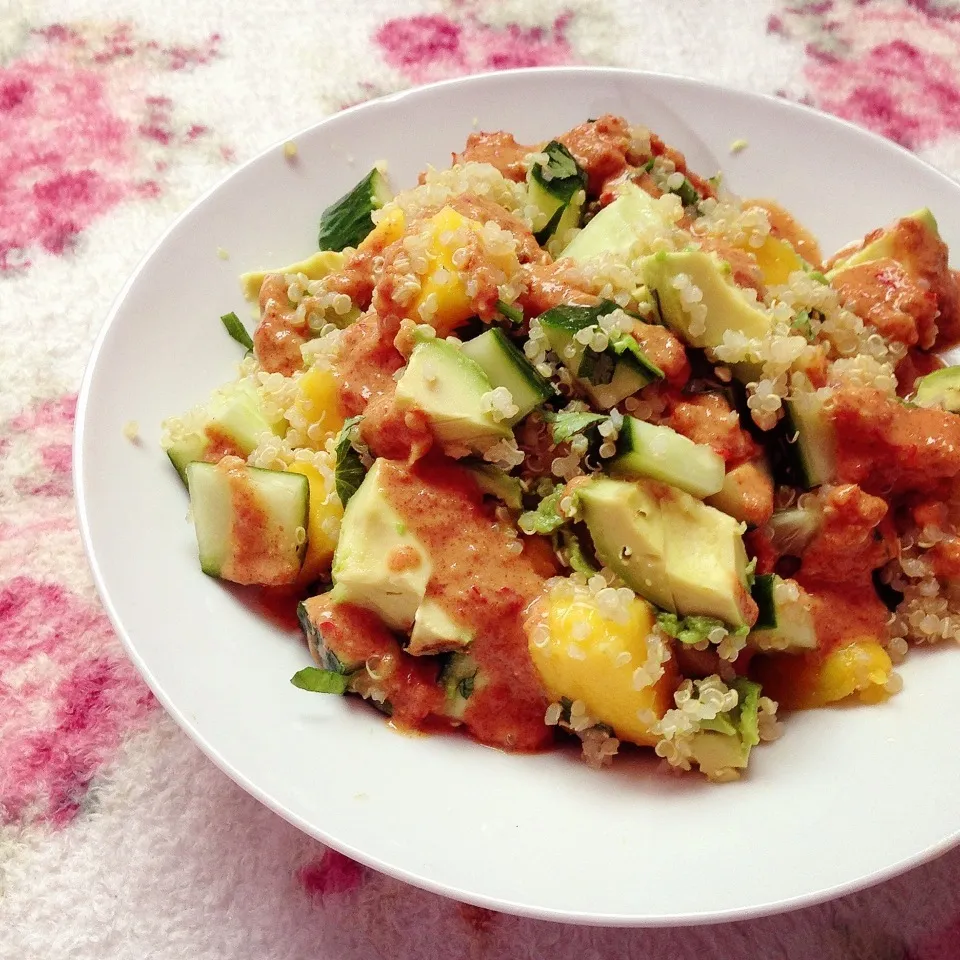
left=73, top=65, right=960, bottom=927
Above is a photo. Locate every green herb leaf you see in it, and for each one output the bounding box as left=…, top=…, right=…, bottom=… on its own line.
left=496, top=299, right=523, bottom=324
left=220, top=311, right=254, bottom=351
left=530, top=141, right=587, bottom=204
left=671, top=176, right=700, bottom=208
left=290, top=667, right=349, bottom=694
left=541, top=410, right=607, bottom=444
left=744, top=557, right=758, bottom=590
left=656, top=612, right=730, bottom=646
left=536, top=300, right=620, bottom=333
left=519, top=485, right=566, bottom=535
left=334, top=415, right=366, bottom=507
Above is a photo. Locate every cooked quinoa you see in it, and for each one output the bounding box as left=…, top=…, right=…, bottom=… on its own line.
left=161, top=113, right=960, bottom=783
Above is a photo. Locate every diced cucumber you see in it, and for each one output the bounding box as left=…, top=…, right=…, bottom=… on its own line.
left=527, top=141, right=586, bottom=252
left=748, top=574, right=818, bottom=652
left=163, top=381, right=278, bottom=485
left=462, top=461, right=524, bottom=509
left=186, top=461, right=309, bottom=586
left=317, top=168, right=392, bottom=252
left=460, top=327, right=556, bottom=424
left=776, top=394, right=836, bottom=489
left=913, top=366, right=960, bottom=412
left=610, top=416, right=725, bottom=499
left=539, top=302, right=663, bottom=409
left=297, top=598, right=365, bottom=675
left=751, top=573, right=778, bottom=631
left=394, top=336, right=512, bottom=453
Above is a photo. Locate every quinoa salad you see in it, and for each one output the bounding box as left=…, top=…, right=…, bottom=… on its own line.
left=162, top=115, right=960, bottom=781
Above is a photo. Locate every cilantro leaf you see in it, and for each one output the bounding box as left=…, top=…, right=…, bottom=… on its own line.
left=530, top=141, right=587, bottom=204
left=671, top=176, right=700, bottom=208
left=542, top=410, right=606, bottom=444
left=519, top=485, right=566, bottom=535
left=290, top=667, right=349, bottom=694
left=220, top=311, right=253, bottom=351
left=334, top=415, right=366, bottom=507
left=656, top=612, right=729, bottom=646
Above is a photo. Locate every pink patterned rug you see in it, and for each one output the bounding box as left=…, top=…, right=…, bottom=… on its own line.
left=4, top=1, right=960, bottom=956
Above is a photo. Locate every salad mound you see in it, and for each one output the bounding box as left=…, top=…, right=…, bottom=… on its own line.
left=162, top=114, right=960, bottom=781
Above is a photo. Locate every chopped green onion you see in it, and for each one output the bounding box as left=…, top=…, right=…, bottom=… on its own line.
left=220, top=311, right=253, bottom=351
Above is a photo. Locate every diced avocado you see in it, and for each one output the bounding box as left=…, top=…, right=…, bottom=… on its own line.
left=527, top=141, right=586, bottom=254
left=331, top=459, right=431, bottom=630
left=913, top=366, right=960, bottom=412
left=559, top=182, right=675, bottom=264
left=318, top=167, right=392, bottom=252
left=659, top=484, right=754, bottom=627
left=706, top=458, right=774, bottom=527
left=462, top=461, right=524, bottom=509
left=539, top=302, right=663, bottom=409
left=394, top=336, right=512, bottom=454
left=163, top=380, right=279, bottom=485
left=578, top=476, right=753, bottom=625
left=748, top=575, right=818, bottom=652
left=408, top=598, right=473, bottom=656
left=826, top=208, right=939, bottom=277
left=690, top=677, right=762, bottom=779
left=689, top=729, right=750, bottom=776
left=439, top=652, right=484, bottom=722
left=576, top=477, right=674, bottom=612
left=639, top=250, right=772, bottom=350
left=610, top=416, right=725, bottom=499
left=239, top=250, right=347, bottom=303
left=459, top=327, right=556, bottom=424
left=186, top=460, right=308, bottom=586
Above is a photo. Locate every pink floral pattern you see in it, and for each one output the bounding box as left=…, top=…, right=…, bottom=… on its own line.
left=0, top=394, right=157, bottom=827
left=0, top=22, right=223, bottom=272
left=771, top=1, right=960, bottom=148
left=374, top=3, right=575, bottom=86
left=296, top=850, right=366, bottom=901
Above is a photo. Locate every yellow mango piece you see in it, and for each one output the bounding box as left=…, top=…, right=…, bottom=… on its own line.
left=239, top=250, right=346, bottom=302
left=293, top=366, right=344, bottom=446
left=413, top=207, right=480, bottom=336
left=359, top=207, right=406, bottom=252
left=755, top=639, right=895, bottom=710
left=411, top=206, right=519, bottom=337
left=287, top=461, right=342, bottom=585
left=527, top=582, right=677, bottom=746
left=743, top=234, right=806, bottom=287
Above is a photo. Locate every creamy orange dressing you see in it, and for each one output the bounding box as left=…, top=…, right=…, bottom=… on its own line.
left=379, top=457, right=552, bottom=751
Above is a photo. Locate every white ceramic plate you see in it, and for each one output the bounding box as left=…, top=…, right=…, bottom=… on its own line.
left=76, top=67, right=960, bottom=926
